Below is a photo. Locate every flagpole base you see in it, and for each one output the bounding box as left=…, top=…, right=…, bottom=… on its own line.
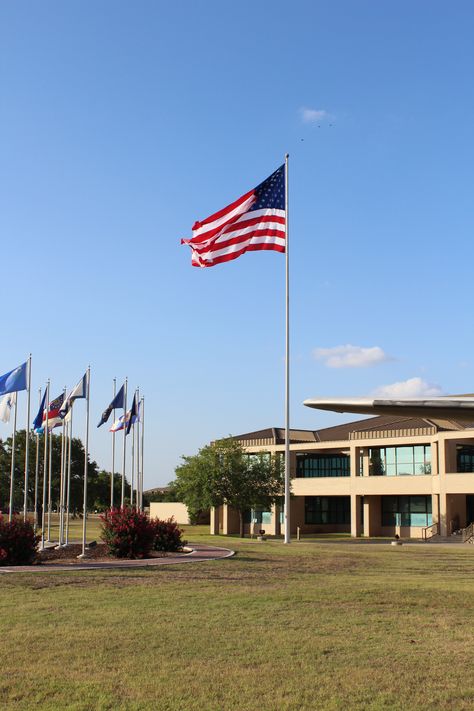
left=77, top=552, right=89, bottom=559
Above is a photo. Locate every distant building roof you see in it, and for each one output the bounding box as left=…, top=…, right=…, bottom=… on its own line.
left=233, top=415, right=474, bottom=446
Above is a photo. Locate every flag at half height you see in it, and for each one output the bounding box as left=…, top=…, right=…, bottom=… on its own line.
left=60, top=371, right=88, bottom=419
left=33, top=389, right=48, bottom=432
left=97, top=384, right=125, bottom=428
left=42, top=393, right=65, bottom=431
left=0, top=392, right=16, bottom=423
left=0, top=361, right=28, bottom=396
left=181, top=165, right=286, bottom=267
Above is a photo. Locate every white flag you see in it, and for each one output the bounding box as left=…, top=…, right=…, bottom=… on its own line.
left=0, top=392, right=16, bottom=423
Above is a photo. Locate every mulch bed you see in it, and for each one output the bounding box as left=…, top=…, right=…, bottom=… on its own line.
left=36, top=543, right=185, bottom=565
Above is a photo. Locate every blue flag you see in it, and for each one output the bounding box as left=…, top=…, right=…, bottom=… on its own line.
left=97, top=384, right=125, bottom=428
left=0, top=361, right=27, bottom=396
left=33, top=388, right=48, bottom=432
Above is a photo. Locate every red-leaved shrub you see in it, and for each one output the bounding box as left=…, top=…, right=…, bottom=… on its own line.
left=0, top=516, right=40, bottom=565
left=151, top=517, right=187, bottom=552
left=100, top=507, right=155, bottom=559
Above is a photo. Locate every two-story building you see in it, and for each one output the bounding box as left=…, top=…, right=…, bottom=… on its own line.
left=210, top=415, right=474, bottom=539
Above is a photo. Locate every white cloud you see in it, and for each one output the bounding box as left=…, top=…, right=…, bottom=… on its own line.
left=372, top=377, right=443, bottom=398
left=300, top=107, right=328, bottom=124
left=314, top=344, right=391, bottom=368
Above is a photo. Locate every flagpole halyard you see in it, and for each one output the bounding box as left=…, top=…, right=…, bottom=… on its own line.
left=284, top=153, right=291, bottom=545
left=40, top=381, right=50, bottom=551
left=131, top=418, right=135, bottom=508
left=136, top=387, right=140, bottom=509
left=33, top=387, right=41, bottom=533
left=79, top=367, right=91, bottom=558
left=121, top=378, right=128, bottom=507
left=140, top=396, right=145, bottom=511
left=65, top=404, right=73, bottom=546
left=8, top=397, right=18, bottom=522
left=47, top=429, right=52, bottom=542
left=111, top=378, right=116, bottom=509
left=23, top=354, right=32, bottom=521
left=58, top=394, right=67, bottom=546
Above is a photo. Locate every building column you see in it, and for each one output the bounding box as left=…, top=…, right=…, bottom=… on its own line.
left=222, top=504, right=240, bottom=535
left=439, top=493, right=448, bottom=536
left=222, top=504, right=230, bottom=535
left=210, top=506, right=219, bottom=535
left=438, top=438, right=448, bottom=536
left=351, top=494, right=362, bottom=538
left=431, top=494, right=440, bottom=531
left=272, top=503, right=281, bottom=537
left=363, top=496, right=381, bottom=537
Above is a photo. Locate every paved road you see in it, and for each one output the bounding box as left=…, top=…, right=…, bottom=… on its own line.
left=0, top=543, right=234, bottom=573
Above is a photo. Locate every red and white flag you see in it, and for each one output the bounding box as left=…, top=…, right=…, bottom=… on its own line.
left=181, top=165, right=286, bottom=267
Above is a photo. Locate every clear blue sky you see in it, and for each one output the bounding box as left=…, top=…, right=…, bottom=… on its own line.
left=2, top=1, right=474, bottom=487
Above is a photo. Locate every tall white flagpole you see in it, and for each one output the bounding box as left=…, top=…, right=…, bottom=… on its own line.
left=130, top=418, right=135, bottom=508
left=47, top=429, right=52, bottom=542
left=33, top=387, right=41, bottom=533
left=23, top=353, right=32, bottom=521
left=121, top=378, right=128, bottom=507
left=40, top=381, right=50, bottom=550
left=65, top=404, right=73, bottom=546
left=135, top=387, right=140, bottom=509
left=284, top=153, right=291, bottom=544
left=111, top=378, right=116, bottom=509
left=58, top=408, right=66, bottom=546
left=140, top=396, right=144, bottom=511
left=8, top=396, right=18, bottom=521
left=79, top=367, right=90, bottom=558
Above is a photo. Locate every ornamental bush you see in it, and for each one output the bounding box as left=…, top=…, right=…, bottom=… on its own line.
left=151, top=517, right=187, bottom=552
left=100, top=507, right=156, bottom=559
left=0, top=516, right=40, bottom=565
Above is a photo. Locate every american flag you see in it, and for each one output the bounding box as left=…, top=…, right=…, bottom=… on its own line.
left=181, top=165, right=286, bottom=267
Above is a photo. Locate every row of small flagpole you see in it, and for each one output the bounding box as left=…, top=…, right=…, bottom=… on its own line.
left=105, top=379, right=145, bottom=511
left=1, top=359, right=145, bottom=558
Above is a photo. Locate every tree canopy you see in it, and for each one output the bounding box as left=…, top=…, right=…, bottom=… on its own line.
left=174, top=437, right=284, bottom=535
left=0, top=429, right=129, bottom=514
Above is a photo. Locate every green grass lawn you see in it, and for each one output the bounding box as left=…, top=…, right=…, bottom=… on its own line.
left=0, top=537, right=473, bottom=710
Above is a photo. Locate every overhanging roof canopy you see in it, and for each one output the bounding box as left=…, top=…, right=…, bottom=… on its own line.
left=303, top=396, right=474, bottom=422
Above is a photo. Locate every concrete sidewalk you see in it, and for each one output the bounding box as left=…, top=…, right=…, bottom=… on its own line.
left=0, top=543, right=234, bottom=573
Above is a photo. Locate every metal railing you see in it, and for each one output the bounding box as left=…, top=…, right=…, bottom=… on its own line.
left=421, top=522, right=439, bottom=541
left=461, top=522, right=474, bottom=543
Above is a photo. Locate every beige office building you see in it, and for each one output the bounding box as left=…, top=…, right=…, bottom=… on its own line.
left=210, top=415, right=474, bottom=539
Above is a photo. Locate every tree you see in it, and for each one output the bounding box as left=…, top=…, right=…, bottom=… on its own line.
left=174, top=437, right=284, bottom=536
left=0, top=430, right=130, bottom=514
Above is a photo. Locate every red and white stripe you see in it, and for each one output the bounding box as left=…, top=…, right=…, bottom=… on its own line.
left=182, top=191, right=286, bottom=267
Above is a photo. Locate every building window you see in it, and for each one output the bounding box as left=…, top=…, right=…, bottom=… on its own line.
left=381, top=496, right=432, bottom=527
left=296, top=453, right=350, bottom=478
left=369, top=446, right=431, bottom=476
left=243, top=508, right=272, bottom=524
left=305, top=496, right=350, bottom=525
left=457, top=445, right=474, bottom=473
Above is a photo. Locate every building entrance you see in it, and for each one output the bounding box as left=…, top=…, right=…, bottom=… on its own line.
left=467, top=495, right=474, bottom=525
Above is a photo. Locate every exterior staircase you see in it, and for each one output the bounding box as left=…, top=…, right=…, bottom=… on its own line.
left=422, top=522, right=474, bottom=543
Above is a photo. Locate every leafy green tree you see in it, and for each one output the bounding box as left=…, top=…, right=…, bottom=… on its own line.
left=174, top=437, right=284, bottom=536
left=0, top=430, right=130, bottom=515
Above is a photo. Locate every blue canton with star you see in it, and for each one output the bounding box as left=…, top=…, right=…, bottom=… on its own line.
left=252, top=164, right=285, bottom=210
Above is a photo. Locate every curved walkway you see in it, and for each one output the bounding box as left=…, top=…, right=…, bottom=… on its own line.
left=0, top=543, right=234, bottom=573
